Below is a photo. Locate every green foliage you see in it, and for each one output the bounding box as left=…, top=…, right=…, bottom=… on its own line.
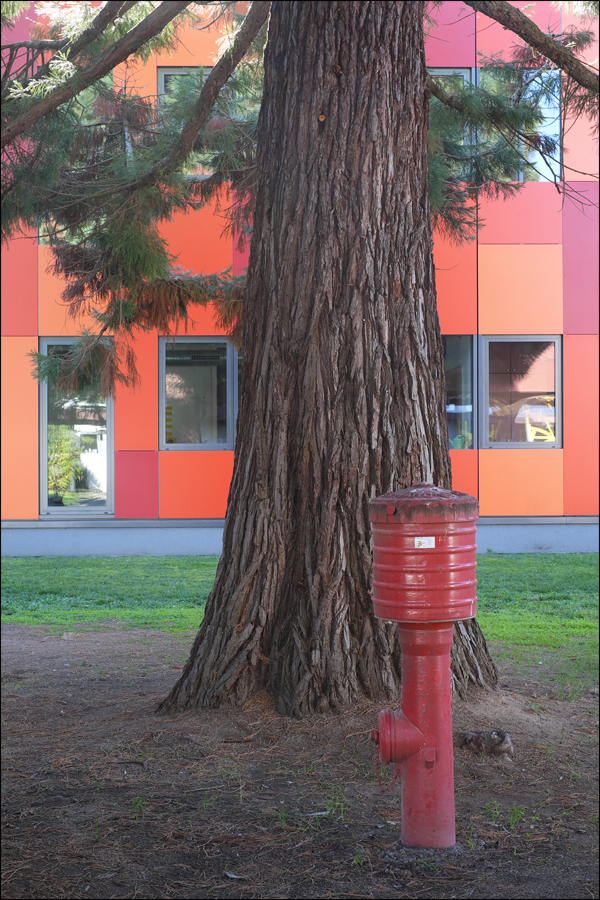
left=1, top=1, right=30, bottom=30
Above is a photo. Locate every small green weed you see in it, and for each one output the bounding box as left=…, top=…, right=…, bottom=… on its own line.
left=508, top=804, right=526, bottom=829
left=274, top=808, right=289, bottom=825
left=219, top=757, right=240, bottom=780
left=352, top=846, right=367, bottom=867
left=484, top=799, right=501, bottom=824
left=417, top=857, right=439, bottom=874
left=132, top=797, right=146, bottom=820
left=325, top=790, right=346, bottom=822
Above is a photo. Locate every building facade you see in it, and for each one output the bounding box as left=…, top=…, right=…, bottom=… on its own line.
left=2, top=2, right=598, bottom=555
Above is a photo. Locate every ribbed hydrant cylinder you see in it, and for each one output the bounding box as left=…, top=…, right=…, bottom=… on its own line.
left=369, top=483, right=479, bottom=849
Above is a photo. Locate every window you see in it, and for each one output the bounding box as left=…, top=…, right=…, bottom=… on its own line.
left=478, top=69, right=561, bottom=183
left=481, top=337, right=561, bottom=448
left=429, top=68, right=472, bottom=88
left=157, top=66, right=211, bottom=99
left=443, top=336, right=475, bottom=448
left=40, top=340, right=114, bottom=516
left=159, top=338, right=238, bottom=450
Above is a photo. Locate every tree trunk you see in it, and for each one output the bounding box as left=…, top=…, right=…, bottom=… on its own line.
left=160, top=0, right=497, bottom=718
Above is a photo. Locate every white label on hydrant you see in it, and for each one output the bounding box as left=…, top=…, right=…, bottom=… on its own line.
left=415, top=536, right=435, bottom=549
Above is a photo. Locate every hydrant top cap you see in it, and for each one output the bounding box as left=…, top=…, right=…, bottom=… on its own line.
left=369, top=483, right=478, bottom=523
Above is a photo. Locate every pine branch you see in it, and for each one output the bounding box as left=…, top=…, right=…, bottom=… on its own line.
left=133, top=0, right=271, bottom=186
left=427, top=73, right=557, bottom=179
left=30, top=2, right=132, bottom=83
left=1, top=1, right=193, bottom=150
left=1, top=39, right=67, bottom=50
left=463, top=0, right=599, bottom=93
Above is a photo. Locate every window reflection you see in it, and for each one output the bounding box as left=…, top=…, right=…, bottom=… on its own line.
left=47, top=346, right=108, bottom=508
left=443, top=336, right=473, bottom=449
left=488, top=341, right=555, bottom=443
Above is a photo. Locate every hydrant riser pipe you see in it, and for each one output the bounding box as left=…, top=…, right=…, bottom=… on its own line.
left=398, top=622, right=455, bottom=848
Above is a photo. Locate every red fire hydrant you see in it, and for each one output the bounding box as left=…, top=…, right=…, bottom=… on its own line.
left=369, top=483, right=478, bottom=848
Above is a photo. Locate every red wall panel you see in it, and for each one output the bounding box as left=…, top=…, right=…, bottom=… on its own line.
left=563, top=335, right=599, bottom=515
left=562, top=182, right=599, bottom=335
left=475, top=1, right=560, bottom=57
left=1, top=233, right=38, bottom=336
left=426, top=3, right=476, bottom=67
left=115, top=451, right=159, bottom=518
left=478, top=183, right=562, bottom=245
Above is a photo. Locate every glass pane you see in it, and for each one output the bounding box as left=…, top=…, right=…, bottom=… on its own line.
left=165, top=342, right=228, bottom=445
left=479, top=69, right=560, bottom=182
left=488, top=341, right=555, bottom=443
left=443, top=336, right=473, bottom=449
left=47, top=347, right=108, bottom=508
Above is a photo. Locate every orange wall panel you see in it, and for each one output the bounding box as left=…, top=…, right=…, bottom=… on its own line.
left=433, top=231, right=477, bottom=334
left=478, top=245, right=563, bottom=335
left=114, top=330, right=159, bottom=451
left=563, top=335, right=599, bottom=516
left=114, top=6, right=227, bottom=95
left=449, top=449, right=478, bottom=499
left=159, top=451, right=234, bottom=518
left=172, top=303, right=225, bottom=335
left=479, top=450, right=563, bottom=516
left=1, top=337, right=39, bottom=519
left=478, top=183, right=562, bottom=245
left=1, top=233, right=38, bottom=336
left=37, top=246, right=96, bottom=336
left=158, top=199, right=233, bottom=275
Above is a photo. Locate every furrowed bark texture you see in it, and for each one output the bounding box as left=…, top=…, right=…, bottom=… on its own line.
left=161, top=0, right=496, bottom=717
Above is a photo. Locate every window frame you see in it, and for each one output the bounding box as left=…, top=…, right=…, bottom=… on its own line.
left=158, top=336, right=239, bottom=451
left=479, top=335, right=562, bottom=449
left=39, top=338, right=115, bottom=517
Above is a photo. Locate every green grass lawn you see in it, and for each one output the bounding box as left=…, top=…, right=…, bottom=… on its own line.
left=476, top=552, right=598, bottom=648
left=0, top=556, right=219, bottom=632
left=1, top=553, right=598, bottom=649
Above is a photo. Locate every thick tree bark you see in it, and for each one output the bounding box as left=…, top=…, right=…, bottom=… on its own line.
left=160, top=0, right=496, bottom=718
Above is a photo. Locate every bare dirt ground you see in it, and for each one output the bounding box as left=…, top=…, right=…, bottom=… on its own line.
left=1, top=622, right=598, bottom=900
